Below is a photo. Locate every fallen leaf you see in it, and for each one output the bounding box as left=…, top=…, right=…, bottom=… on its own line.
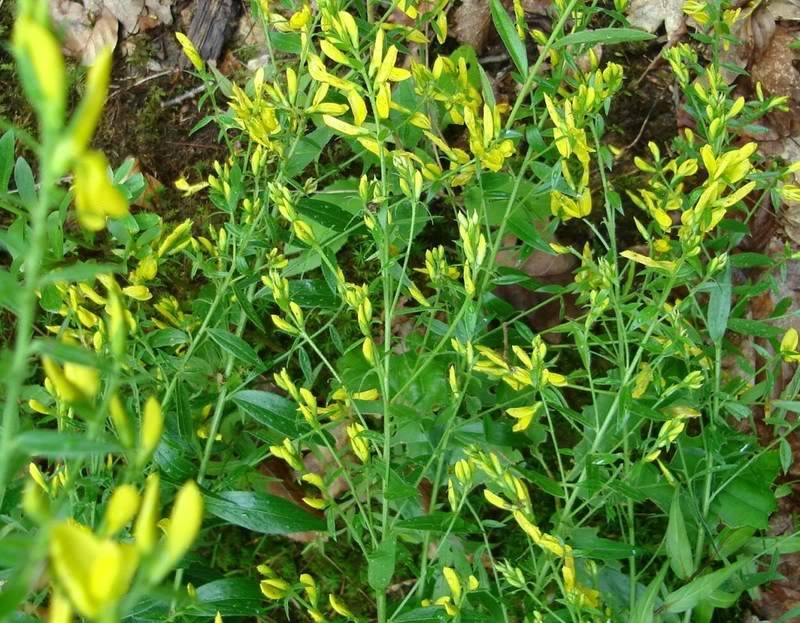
left=103, top=0, right=144, bottom=34
left=80, top=9, right=119, bottom=65
left=626, top=0, right=685, bottom=42
left=751, top=27, right=800, bottom=139
left=144, top=0, right=173, bottom=25
left=51, top=1, right=119, bottom=64
left=451, top=0, right=493, bottom=52
left=83, top=0, right=105, bottom=14
left=51, top=0, right=93, bottom=58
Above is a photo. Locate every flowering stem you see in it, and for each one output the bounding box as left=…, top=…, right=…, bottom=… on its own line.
left=0, top=145, right=53, bottom=509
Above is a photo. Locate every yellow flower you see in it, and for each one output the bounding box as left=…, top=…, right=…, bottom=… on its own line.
left=134, top=473, right=160, bottom=553
left=347, top=423, right=370, bottom=463
left=103, top=484, right=140, bottom=536
left=362, top=336, right=376, bottom=364
left=270, top=438, right=304, bottom=471
left=73, top=150, right=129, bottom=231
left=61, top=46, right=113, bottom=163
left=48, top=590, right=73, bottom=623
left=620, top=249, right=676, bottom=273
left=138, top=396, right=164, bottom=465
left=259, top=576, right=290, bottom=599
left=29, top=462, right=49, bottom=493
left=781, top=327, right=800, bottom=362
left=329, top=593, right=354, bottom=618
left=13, top=15, right=65, bottom=129
left=175, top=177, right=210, bottom=197
left=28, top=398, right=53, bottom=415
left=512, top=510, right=542, bottom=542
left=483, top=489, right=510, bottom=510
left=442, top=567, right=461, bottom=602
left=50, top=520, right=139, bottom=618
left=109, top=394, right=133, bottom=448
left=152, top=480, right=204, bottom=581
left=122, top=285, right=152, bottom=301
left=505, top=404, right=540, bottom=432
left=157, top=219, right=193, bottom=257
left=129, top=256, right=158, bottom=284
left=42, top=356, right=100, bottom=403
left=176, top=32, right=204, bottom=71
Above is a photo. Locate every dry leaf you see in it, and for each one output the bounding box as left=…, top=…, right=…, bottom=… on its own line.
left=626, top=0, right=685, bottom=42
left=80, top=9, right=119, bottom=65
left=721, top=2, right=800, bottom=82
left=51, top=0, right=93, bottom=57
left=451, top=0, right=493, bottom=53
left=103, top=0, right=144, bottom=33
left=751, top=27, right=800, bottom=138
left=51, top=1, right=119, bottom=64
left=83, top=0, right=105, bottom=13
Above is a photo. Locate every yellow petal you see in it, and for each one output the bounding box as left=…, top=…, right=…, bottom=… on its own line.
left=65, top=47, right=113, bottom=158
left=346, top=89, right=367, bottom=126
left=322, top=114, right=366, bottom=137
left=104, top=484, right=140, bottom=535
left=89, top=540, right=139, bottom=606
left=134, top=473, right=160, bottom=553
left=139, top=396, right=163, bottom=463
left=122, top=285, right=152, bottom=301
left=320, top=39, right=351, bottom=66
left=73, top=151, right=129, bottom=231
left=13, top=17, right=65, bottom=127
left=152, top=480, right=203, bottom=580
left=176, top=32, right=204, bottom=71
left=50, top=521, right=103, bottom=617
left=443, top=566, right=462, bottom=601
left=781, top=327, right=799, bottom=353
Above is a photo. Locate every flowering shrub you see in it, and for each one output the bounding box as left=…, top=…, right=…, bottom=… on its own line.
left=2, top=0, right=800, bottom=621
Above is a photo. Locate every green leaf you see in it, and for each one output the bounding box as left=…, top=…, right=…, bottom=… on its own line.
left=707, top=267, right=731, bottom=343
left=631, top=563, right=668, bottom=623
left=232, top=282, right=265, bottom=333
left=715, top=527, right=755, bottom=560
left=13, top=157, right=35, bottom=205
left=232, top=390, right=309, bottom=438
left=771, top=400, right=800, bottom=413
left=41, top=262, right=121, bottom=285
left=297, top=197, right=357, bottom=232
left=489, top=0, right=528, bottom=76
left=712, top=472, right=776, bottom=529
left=730, top=252, right=773, bottom=268
left=666, top=489, right=694, bottom=579
left=780, top=438, right=793, bottom=474
left=661, top=560, right=745, bottom=613
left=727, top=318, right=781, bottom=338
left=0, top=564, right=35, bottom=620
left=0, top=270, right=20, bottom=314
left=0, top=130, right=15, bottom=193
left=555, top=27, right=655, bottom=48
left=368, top=537, right=397, bottom=592
left=289, top=279, right=339, bottom=309
left=15, top=431, right=121, bottom=458
left=207, top=328, right=261, bottom=367
left=394, top=608, right=448, bottom=623
left=570, top=529, right=637, bottom=560
left=204, top=490, right=325, bottom=534
left=32, top=338, right=105, bottom=368
left=194, top=578, right=265, bottom=616
left=0, top=535, right=34, bottom=568
left=285, top=126, right=333, bottom=177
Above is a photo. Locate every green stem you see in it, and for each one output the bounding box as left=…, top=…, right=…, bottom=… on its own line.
left=0, top=151, right=52, bottom=509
